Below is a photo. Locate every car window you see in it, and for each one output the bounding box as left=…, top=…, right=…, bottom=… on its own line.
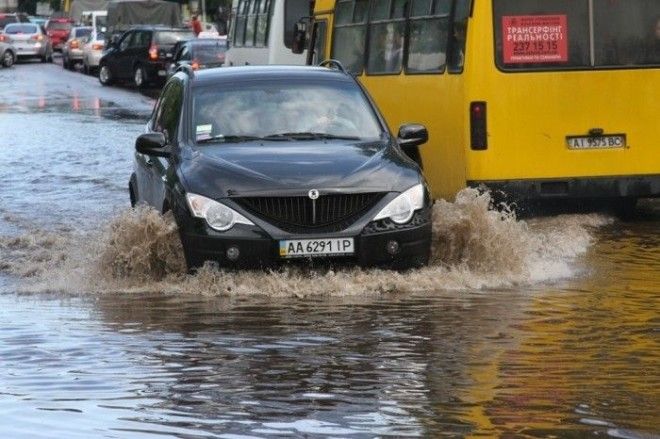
left=132, top=31, right=151, bottom=48
left=47, top=21, right=72, bottom=31
left=119, top=32, right=134, bottom=51
left=193, top=79, right=383, bottom=141
left=179, top=45, right=192, bottom=61
left=155, top=30, right=194, bottom=45
left=154, top=80, right=184, bottom=139
left=192, top=43, right=227, bottom=63
left=4, top=24, right=38, bottom=34
left=74, top=28, right=92, bottom=38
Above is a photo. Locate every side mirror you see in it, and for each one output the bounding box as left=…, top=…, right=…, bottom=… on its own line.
left=397, top=123, right=428, bottom=148
left=136, top=132, right=169, bottom=157
left=291, top=19, right=307, bottom=54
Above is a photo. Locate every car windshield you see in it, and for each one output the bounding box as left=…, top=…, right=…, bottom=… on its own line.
left=193, top=80, right=383, bottom=143
left=193, top=43, right=227, bottom=63
left=155, top=30, right=194, bottom=45
left=74, top=28, right=91, bottom=38
left=47, top=21, right=71, bottom=31
left=4, top=24, right=37, bottom=34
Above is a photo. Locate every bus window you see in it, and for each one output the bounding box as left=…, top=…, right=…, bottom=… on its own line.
left=593, top=0, right=660, bottom=67
left=311, top=19, right=327, bottom=64
left=494, top=0, right=590, bottom=70
left=446, top=0, right=470, bottom=72
left=255, top=0, right=272, bottom=46
left=245, top=0, right=259, bottom=46
left=406, top=0, right=453, bottom=73
left=234, top=0, right=249, bottom=46
left=284, top=0, right=311, bottom=48
left=366, top=0, right=406, bottom=74
left=331, top=0, right=368, bottom=73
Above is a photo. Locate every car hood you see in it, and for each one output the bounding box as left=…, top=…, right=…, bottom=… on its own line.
left=179, top=141, right=421, bottom=199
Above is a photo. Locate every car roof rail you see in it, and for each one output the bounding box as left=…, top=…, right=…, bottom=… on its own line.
left=176, top=64, right=195, bottom=78
left=318, top=59, right=348, bottom=74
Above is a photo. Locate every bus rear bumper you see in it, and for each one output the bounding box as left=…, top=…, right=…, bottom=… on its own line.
left=467, top=175, right=660, bottom=200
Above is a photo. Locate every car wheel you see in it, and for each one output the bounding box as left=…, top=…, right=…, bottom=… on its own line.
left=2, top=50, right=14, bottom=68
left=133, top=65, right=146, bottom=88
left=99, top=64, right=113, bottom=85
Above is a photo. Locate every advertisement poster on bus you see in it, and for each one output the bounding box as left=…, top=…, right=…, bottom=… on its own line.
left=502, top=15, right=568, bottom=63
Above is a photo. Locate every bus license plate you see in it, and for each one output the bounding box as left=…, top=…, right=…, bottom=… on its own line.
left=566, top=135, right=626, bottom=150
left=279, top=238, right=354, bottom=258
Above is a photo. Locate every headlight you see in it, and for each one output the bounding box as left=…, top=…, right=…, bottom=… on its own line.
left=373, top=184, right=425, bottom=224
left=186, top=193, right=254, bottom=231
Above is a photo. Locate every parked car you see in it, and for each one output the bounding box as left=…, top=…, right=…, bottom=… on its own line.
left=81, top=31, right=105, bottom=74
left=1, top=23, right=53, bottom=62
left=45, top=17, right=74, bottom=51
left=62, top=26, right=92, bottom=69
left=0, top=40, right=16, bottom=67
left=128, top=65, right=432, bottom=270
left=167, top=38, right=227, bottom=77
left=0, top=13, right=29, bottom=31
left=99, top=26, right=194, bottom=88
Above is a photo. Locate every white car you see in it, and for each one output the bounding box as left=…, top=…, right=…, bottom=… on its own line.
left=81, top=31, right=105, bottom=74
left=62, top=26, right=92, bottom=69
left=1, top=22, right=52, bottom=62
left=0, top=40, right=16, bottom=67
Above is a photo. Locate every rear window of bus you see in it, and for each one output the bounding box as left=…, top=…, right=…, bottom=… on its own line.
left=494, top=0, right=660, bottom=71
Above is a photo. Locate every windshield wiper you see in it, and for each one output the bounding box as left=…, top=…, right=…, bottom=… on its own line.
left=262, top=132, right=362, bottom=141
left=196, top=134, right=264, bottom=144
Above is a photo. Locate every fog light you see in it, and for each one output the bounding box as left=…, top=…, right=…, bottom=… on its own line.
left=226, top=246, right=240, bottom=261
left=386, top=240, right=400, bottom=255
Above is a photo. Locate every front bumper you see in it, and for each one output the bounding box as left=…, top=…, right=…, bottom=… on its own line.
left=176, top=208, right=432, bottom=269
left=468, top=175, right=660, bottom=200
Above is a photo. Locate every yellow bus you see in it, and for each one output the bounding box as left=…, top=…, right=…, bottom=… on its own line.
left=300, top=0, right=660, bottom=207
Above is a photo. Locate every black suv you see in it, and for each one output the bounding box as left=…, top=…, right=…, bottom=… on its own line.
left=98, top=26, right=194, bottom=88
left=129, top=64, right=432, bottom=270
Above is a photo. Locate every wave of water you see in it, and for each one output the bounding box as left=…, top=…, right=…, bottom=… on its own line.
left=0, top=188, right=612, bottom=297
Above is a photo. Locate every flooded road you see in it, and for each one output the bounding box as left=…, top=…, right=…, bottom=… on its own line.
left=1, top=62, right=658, bottom=438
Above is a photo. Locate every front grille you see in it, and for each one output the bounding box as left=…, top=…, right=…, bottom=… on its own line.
left=234, top=193, right=385, bottom=233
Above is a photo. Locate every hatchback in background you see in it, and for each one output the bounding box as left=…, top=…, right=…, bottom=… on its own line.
left=1, top=23, right=53, bottom=62
left=167, top=38, right=227, bottom=77
left=99, top=26, right=194, bottom=88
left=81, top=31, right=105, bottom=74
left=62, top=26, right=92, bottom=69
left=0, top=13, right=29, bottom=31
left=0, top=40, right=16, bottom=67
left=45, top=17, right=73, bottom=51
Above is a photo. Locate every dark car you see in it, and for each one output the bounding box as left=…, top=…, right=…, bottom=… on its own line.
left=128, top=64, right=432, bottom=270
left=167, top=38, right=227, bottom=77
left=98, top=26, right=194, bottom=88
left=0, top=13, right=29, bottom=31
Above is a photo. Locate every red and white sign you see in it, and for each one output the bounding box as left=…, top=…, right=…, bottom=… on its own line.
left=502, top=15, right=568, bottom=64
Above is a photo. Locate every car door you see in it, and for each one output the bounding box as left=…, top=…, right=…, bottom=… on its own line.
left=146, top=79, right=184, bottom=211
left=109, top=31, right=133, bottom=78
left=127, top=30, right=150, bottom=73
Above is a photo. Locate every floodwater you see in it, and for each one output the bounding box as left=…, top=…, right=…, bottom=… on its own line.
left=0, top=63, right=658, bottom=438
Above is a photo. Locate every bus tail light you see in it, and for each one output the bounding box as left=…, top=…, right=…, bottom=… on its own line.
left=148, top=44, right=158, bottom=60
left=470, top=101, right=488, bottom=150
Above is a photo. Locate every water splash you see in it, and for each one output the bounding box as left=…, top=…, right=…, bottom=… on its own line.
left=0, top=189, right=611, bottom=297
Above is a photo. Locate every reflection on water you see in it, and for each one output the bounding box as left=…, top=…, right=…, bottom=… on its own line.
left=0, top=63, right=658, bottom=439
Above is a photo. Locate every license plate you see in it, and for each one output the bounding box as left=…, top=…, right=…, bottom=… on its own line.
left=566, top=134, right=626, bottom=150
left=279, top=238, right=354, bottom=258
left=158, top=70, right=167, bottom=76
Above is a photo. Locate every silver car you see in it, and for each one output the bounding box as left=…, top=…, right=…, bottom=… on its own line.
left=81, top=31, right=105, bottom=74
left=62, top=26, right=91, bottom=69
left=0, top=41, right=16, bottom=67
left=1, top=23, right=52, bottom=62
